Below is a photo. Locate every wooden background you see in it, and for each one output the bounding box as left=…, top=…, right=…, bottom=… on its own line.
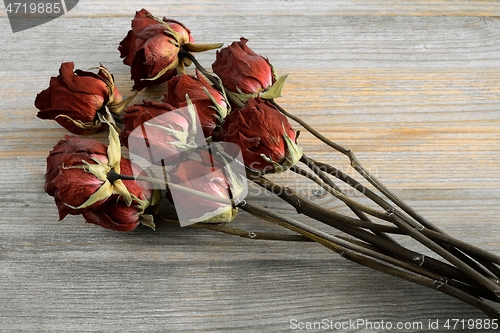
left=1, top=1, right=500, bottom=332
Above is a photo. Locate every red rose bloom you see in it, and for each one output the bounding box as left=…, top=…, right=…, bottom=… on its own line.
left=120, top=100, right=195, bottom=166
left=45, top=135, right=157, bottom=231
left=82, top=158, right=156, bottom=232
left=44, top=135, right=109, bottom=197
left=167, top=151, right=240, bottom=224
left=212, top=97, right=302, bottom=174
left=118, top=8, right=194, bottom=91
left=35, top=62, right=124, bottom=135
left=212, top=37, right=275, bottom=95
left=162, top=73, right=227, bottom=137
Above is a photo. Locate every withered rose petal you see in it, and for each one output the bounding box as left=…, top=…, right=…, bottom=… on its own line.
left=164, top=74, right=220, bottom=106
left=129, top=49, right=176, bottom=91
left=212, top=38, right=274, bottom=95
left=35, top=80, right=103, bottom=123
left=61, top=135, right=108, bottom=155
left=82, top=201, right=141, bottom=232
left=119, top=30, right=147, bottom=66
left=168, top=157, right=231, bottom=221
left=163, top=74, right=225, bottom=137
left=121, top=100, right=177, bottom=146
left=165, top=20, right=194, bottom=44
left=132, top=10, right=166, bottom=37
left=119, top=9, right=194, bottom=91
left=213, top=97, right=296, bottom=173
left=120, top=100, right=189, bottom=165
left=119, top=9, right=170, bottom=65
left=44, top=136, right=108, bottom=196
left=52, top=167, right=107, bottom=219
left=35, top=62, right=120, bottom=134
left=58, top=62, right=109, bottom=100
left=53, top=167, right=105, bottom=205
left=143, top=34, right=180, bottom=77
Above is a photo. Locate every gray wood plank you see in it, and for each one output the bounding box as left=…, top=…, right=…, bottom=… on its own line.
left=1, top=1, right=500, bottom=331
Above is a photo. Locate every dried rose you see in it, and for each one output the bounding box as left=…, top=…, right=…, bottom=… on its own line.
left=81, top=158, right=158, bottom=232
left=212, top=37, right=288, bottom=104
left=119, top=8, right=222, bottom=91
left=46, top=124, right=131, bottom=217
left=212, top=38, right=274, bottom=95
left=212, top=97, right=302, bottom=174
left=120, top=98, right=202, bottom=166
left=45, top=126, right=159, bottom=231
left=44, top=135, right=109, bottom=197
left=162, top=73, right=228, bottom=137
left=35, top=62, right=132, bottom=135
left=167, top=150, right=244, bottom=224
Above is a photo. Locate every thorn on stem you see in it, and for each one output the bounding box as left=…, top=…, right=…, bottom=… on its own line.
left=248, top=232, right=257, bottom=239
left=413, top=255, right=425, bottom=266
left=434, top=278, right=447, bottom=289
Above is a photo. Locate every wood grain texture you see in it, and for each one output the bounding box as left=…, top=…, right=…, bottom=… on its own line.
left=1, top=1, right=500, bottom=332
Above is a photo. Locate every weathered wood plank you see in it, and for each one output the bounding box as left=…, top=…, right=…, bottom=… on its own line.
left=1, top=1, right=500, bottom=331
left=1, top=0, right=499, bottom=18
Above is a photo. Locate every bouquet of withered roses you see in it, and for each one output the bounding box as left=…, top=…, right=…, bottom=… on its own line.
left=35, top=8, right=500, bottom=319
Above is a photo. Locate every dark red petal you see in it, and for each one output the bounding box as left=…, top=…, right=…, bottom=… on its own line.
left=52, top=167, right=105, bottom=210
left=82, top=204, right=140, bottom=232
left=58, top=62, right=108, bottom=97
left=130, top=50, right=176, bottom=91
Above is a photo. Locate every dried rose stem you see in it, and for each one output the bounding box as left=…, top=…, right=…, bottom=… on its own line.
left=248, top=174, right=497, bottom=294
left=156, top=216, right=312, bottom=242
left=290, top=158, right=500, bottom=297
left=310, top=157, right=500, bottom=260
left=190, top=222, right=312, bottom=242
left=307, top=156, right=500, bottom=278
left=180, top=50, right=246, bottom=109
left=264, top=96, right=500, bottom=296
left=291, top=162, right=398, bottom=244
left=181, top=49, right=500, bottom=311
left=108, top=170, right=235, bottom=206
left=159, top=207, right=498, bottom=312
left=237, top=200, right=500, bottom=318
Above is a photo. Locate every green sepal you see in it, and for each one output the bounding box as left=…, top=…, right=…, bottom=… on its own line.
left=106, top=122, right=122, bottom=171
left=183, top=42, right=224, bottom=53
left=260, top=126, right=302, bottom=174
left=204, top=87, right=228, bottom=121
left=214, top=152, right=246, bottom=202
left=108, top=91, right=138, bottom=116
left=142, top=59, right=180, bottom=82
left=188, top=206, right=238, bottom=223
left=63, top=180, right=113, bottom=210
left=260, top=74, right=289, bottom=100
left=82, top=159, right=110, bottom=182
left=228, top=74, right=289, bottom=104
left=140, top=214, right=156, bottom=230
left=54, top=114, right=101, bottom=132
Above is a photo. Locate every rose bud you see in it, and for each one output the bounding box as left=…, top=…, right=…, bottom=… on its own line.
left=162, top=73, right=228, bottom=137
left=212, top=37, right=289, bottom=104
left=167, top=150, right=244, bottom=224
left=35, top=62, right=133, bottom=135
left=212, top=97, right=302, bottom=174
left=81, top=158, right=160, bottom=232
left=120, top=98, right=204, bottom=166
left=119, top=8, right=223, bottom=91
left=212, top=38, right=275, bottom=95
left=45, top=125, right=160, bottom=231
left=47, top=125, right=135, bottom=218
left=44, top=135, right=109, bottom=197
